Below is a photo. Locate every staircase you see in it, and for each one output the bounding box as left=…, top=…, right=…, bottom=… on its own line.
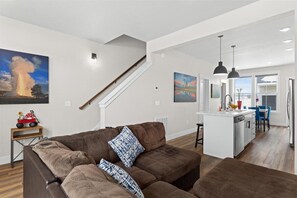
left=79, top=55, right=152, bottom=129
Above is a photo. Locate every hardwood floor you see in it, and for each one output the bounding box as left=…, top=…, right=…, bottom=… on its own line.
left=167, top=126, right=294, bottom=176
left=239, top=126, right=294, bottom=174
left=0, top=126, right=294, bottom=198
left=0, top=161, right=23, bottom=198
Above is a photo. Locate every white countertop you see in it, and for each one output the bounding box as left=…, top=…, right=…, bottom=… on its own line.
left=196, top=110, right=255, bottom=117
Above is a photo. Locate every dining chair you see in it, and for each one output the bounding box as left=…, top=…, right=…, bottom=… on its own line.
left=258, top=108, right=266, bottom=131
left=258, top=105, right=266, bottom=117
left=266, top=106, right=271, bottom=129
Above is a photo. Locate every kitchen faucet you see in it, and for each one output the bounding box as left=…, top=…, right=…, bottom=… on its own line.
left=223, top=94, right=233, bottom=110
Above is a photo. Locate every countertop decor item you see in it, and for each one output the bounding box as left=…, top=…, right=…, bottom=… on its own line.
left=236, top=88, right=242, bottom=109
left=213, top=35, right=228, bottom=76
left=227, top=45, right=240, bottom=79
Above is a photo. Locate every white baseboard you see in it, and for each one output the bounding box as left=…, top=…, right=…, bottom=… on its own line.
left=0, top=155, right=10, bottom=165
left=166, top=127, right=196, bottom=141
left=0, top=155, right=23, bottom=165
left=271, top=123, right=287, bottom=127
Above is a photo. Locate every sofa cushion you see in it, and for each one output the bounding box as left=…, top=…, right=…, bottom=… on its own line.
left=194, top=158, right=297, bottom=198
left=51, top=128, right=120, bottom=164
left=32, top=140, right=94, bottom=180
left=117, top=122, right=166, bottom=152
left=50, top=130, right=97, bottom=151
left=115, top=161, right=157, bottom=189
left=109, top=126, right=145, bottom=167
left=83, top=128, right=120, bottom=163
left=143, top=181, right=196, bottom=198
left=98, top=159, right=144, bottom=198
left=134, top=144, right=201, bottom=183
left=62, top=164, right=135, bottom=198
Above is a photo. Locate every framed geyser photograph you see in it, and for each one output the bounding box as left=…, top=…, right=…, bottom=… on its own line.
left=211, top=84, right=221, bottom=98
left=174, top=72, right=197, bottom=102
left=0, top=48, right=49, bottom=104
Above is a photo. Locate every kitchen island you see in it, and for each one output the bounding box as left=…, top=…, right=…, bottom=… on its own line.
left=197, top=110, right=255, bottom=159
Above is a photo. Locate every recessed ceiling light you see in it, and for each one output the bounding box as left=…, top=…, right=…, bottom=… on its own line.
left=267, top=61, right=272, bottom=65
left=280, top=27, right=291, bottom=32
left=283, top=39, right=293, bottom=43
left=286, top=48, right=293, bottom=51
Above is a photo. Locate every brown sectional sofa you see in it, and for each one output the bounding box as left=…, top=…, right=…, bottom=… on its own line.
left=194, top=158, right=297, bottom=198
left=24, top=122, right=201, bottom=198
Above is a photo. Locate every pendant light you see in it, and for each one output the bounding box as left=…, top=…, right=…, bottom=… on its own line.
left=227, top=45, right=240, bottom=79
left=213, top=35, right=228, bottom=75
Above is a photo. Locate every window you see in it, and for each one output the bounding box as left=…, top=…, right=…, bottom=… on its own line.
left=234, top=76, right=252, bottom=108
left=255, top=74, right=278, bottom=110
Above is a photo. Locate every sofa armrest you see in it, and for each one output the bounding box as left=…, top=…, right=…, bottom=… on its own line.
left=23, top=146, right=57, bottom=198
left=46, top=182, right=68, bottom=198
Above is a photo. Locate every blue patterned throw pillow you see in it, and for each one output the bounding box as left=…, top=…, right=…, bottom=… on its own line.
left=98, top=159, right=144, bottom=198
left=108, top=126, right=145, bottom=167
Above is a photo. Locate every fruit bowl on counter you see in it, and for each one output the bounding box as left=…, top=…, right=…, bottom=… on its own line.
left=230, top=103, right=238, bottom=110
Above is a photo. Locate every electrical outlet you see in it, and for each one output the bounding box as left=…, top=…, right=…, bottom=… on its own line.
left=65, top=101, right=71, bottom=107
left=155, top=100, right=160, bottom=106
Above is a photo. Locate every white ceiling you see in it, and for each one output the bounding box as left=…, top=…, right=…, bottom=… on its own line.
left=0, top=0, right=257, bottom=43
left=174, top=12, right=295, bottom=70
left=0, top=0, right=293, bottom=69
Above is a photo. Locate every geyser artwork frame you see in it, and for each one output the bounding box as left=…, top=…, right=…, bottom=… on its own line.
left=174, top=72, right=197, bottom=102
left=0, top=48, right=49, bottom=104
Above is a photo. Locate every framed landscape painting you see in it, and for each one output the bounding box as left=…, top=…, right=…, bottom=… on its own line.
left=174, top=72, right=197, bottom=102
left=0, top=48, right=49, bottom=104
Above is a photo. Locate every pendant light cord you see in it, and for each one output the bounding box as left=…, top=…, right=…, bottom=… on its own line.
left=220, top=37, right=222, bottom=61
left=218, top=35, right=223, bottom=61
left=231, top=45, right=236, bottom=68
left=233, top=46, right=234, bottom=68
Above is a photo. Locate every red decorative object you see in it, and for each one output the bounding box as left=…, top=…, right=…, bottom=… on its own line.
left=16, top=110, right=39, bottom=128
left=237, top=101, right=242, bottom=110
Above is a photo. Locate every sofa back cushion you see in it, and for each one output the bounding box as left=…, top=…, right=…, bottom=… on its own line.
left=32, top=140, right=94, bottom=181
left=50, top=130, right=97, bottom=151
left=84, top=128, right=120, bottom=163
left=50, top=128, right=120, bottom=164
left=117, top=122, right=166, bottom=152
left=62, top=164, right=135, bottom=198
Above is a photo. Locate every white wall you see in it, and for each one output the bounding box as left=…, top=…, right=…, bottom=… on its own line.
left=105, top=50, right=220, bottom=140
left=0, top=16, right=145, bottom=164
left=238, top=64, right=295, bottom=126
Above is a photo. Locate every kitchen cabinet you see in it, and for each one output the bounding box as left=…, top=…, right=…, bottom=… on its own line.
left=244, top=112, right=256, bottom=147
left=197, top=110, right=255, bottom=159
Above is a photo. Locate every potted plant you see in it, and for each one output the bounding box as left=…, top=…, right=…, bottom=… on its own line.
left=236, top=88, right=242, bottom=110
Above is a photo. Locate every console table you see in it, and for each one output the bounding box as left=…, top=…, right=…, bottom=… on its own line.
left=11, top=126, right=43, bottom=168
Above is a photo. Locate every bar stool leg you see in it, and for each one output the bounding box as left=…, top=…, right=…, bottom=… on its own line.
left=195, top=125, right=200, bottom=148
left=195, top=124, right=203, bottom=147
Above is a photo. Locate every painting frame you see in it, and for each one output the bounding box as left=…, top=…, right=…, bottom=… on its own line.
left=211, top=84, right=221, bottom=98
left=174, top=72, right=197, bottom=102
left=0, top=48, right=49, bottom=104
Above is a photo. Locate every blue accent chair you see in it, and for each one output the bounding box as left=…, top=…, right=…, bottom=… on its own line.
left=266, top=106, right=271, bottom=129
left=258, top=105, right=266, bottom=117
left=258, top=105, right=271, bottom=130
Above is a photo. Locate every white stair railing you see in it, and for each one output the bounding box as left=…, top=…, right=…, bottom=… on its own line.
left=94, top=61, right=152, bottom=129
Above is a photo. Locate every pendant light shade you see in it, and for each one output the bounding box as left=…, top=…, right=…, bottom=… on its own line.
left=213, top=35, right=228, bottom=75
left=227, top=45, right=240, bottom=79
left=227, top=68, right=240, bottom=78
left=214, top=61, right=228, bottom=75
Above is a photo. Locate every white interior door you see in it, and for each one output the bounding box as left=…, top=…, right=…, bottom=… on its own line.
left=198, top=78, right=210, bottom=123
